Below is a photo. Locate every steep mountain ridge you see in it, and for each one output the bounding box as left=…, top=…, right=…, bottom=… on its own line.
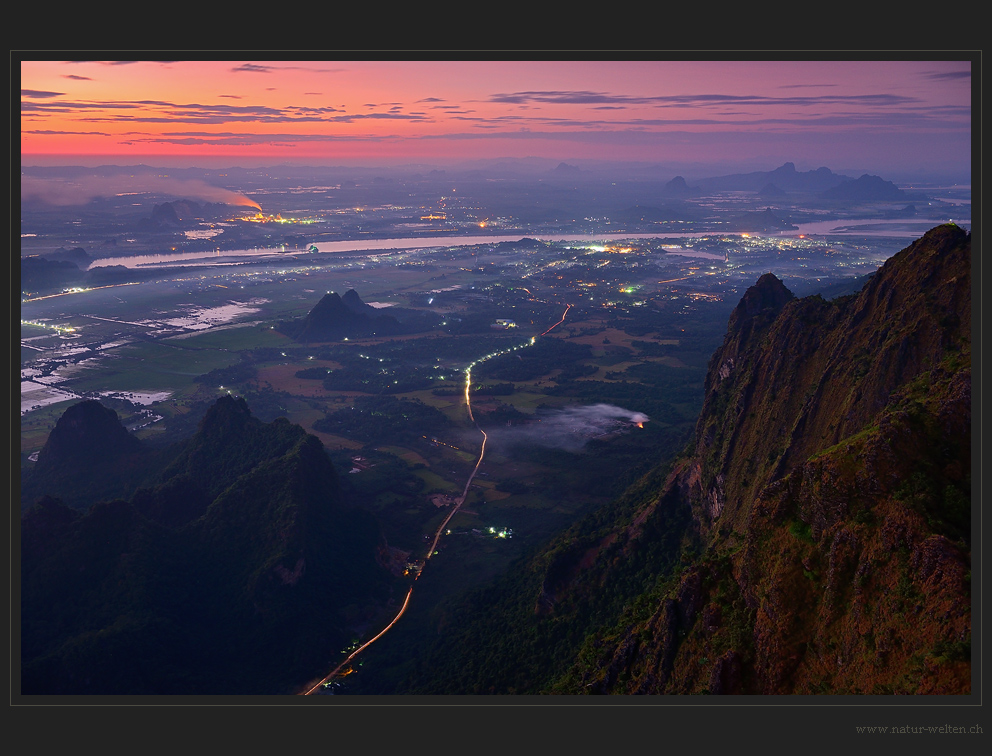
left=686, top=224, right=970, bottom=540
left=387, top=224, right=971, bottom=696
left=551, top=224, right=971, bottom=694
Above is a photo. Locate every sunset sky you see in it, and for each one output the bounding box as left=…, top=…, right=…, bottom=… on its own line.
left=19, top=58, right=973, bottom=178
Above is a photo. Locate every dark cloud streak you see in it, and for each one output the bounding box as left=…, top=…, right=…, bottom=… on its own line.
left=921, top=70, right=970, bottom=80
left=488, top=90, right=922, bottom=108
left=21, top=95, right=436, bottom=124
left=22, top=89, right=65, bottom=98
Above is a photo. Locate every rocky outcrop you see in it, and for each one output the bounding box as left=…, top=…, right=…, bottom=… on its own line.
left=280, top=291, right=402, bottom=342
left=22, top=400, right=147, bottom=510
left=33, top=399, right=141, bottom=471
left=558, top=225, right=971, bottom=695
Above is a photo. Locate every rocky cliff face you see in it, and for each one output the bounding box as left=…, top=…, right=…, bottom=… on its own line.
left=555, top=224, right=971, bottom=694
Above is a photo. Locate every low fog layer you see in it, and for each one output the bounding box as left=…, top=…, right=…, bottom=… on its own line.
left=482, top=403, right=649, bottom=453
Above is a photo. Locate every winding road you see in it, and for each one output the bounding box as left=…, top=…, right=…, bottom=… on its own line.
left=301, top=304, right=571, bottom=695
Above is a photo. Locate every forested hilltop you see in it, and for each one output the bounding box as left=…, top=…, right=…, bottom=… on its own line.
left=362, top=224, right=971, bottom=695
left=21, top=396, right=398, bottom=694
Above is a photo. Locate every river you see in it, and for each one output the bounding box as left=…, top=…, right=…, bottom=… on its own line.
left=86, top=219, right=970, bottom=271
left=86, top=233, right=703, bottom=270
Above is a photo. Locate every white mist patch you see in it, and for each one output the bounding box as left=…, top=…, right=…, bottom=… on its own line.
left=96, top=390, right=173, bottom=406
left=21, top=381, right=83, bottom=415
left=184, top=228, right=224, bottom=239
left=486, top=403, right=649, bottom=452
left=157, top=300, right=266, bottom=331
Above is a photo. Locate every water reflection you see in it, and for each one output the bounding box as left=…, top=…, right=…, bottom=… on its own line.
left=85, top=221, right=971, bottom=271
left=88, top=247, right=290, bottom=270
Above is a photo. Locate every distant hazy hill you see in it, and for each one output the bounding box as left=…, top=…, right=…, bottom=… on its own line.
left=552, top=161, right=582, bottom=176
left=141, top=199, right=233, bottom=229
left=20, top=256, right=84, bottom=293
left=660, top=175, right=700, bottom=197
left=21, top=395, right=396, bottom=694
left=43, top=246, right=92, bottom=266
left=693, top=162, right=852, bottom=193
left=819, top=173, right=908, bottom=201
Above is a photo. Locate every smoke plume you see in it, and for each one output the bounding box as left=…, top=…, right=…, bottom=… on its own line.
left=483, top=403, right=649, bottom=452
left=21, top=173, right=261, bottom=209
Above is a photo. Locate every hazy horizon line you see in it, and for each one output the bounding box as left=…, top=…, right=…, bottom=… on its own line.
left=20, top=154, right=972, bottom=184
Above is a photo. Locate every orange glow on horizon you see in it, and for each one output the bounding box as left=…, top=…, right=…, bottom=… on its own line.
left=19, top=59, right=971, bottom=173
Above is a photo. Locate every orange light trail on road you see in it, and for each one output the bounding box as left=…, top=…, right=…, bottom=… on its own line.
left=426, top=428, right=487, bottom=558
left=540, top=303, right=572, bottom=336
left=301, top=304, right=570, bottom=695
left=302, top=586, right=414, bottom=695
left=464, top=366, right=475, bottom=423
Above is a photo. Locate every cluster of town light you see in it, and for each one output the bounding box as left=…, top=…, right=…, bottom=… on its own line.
left=22, top=319, right=76, bottom=334
left=444, top=526, right=512, bottom=539
left=238, top=211, right=317, bottom=225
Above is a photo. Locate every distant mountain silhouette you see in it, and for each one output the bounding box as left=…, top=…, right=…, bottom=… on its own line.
left=694, top=162, right=852, bottom=193
left=820, top=173, right=908, bottom=201
left=20, top=256, right=84, bottom=293
left=279, top=290, right=402, bottom=342
left=660, top=175, right=699, bottom=197
left=44, top=246, right=92, bottom=266
left=278, top=289, right=442, bottom=342
left=341, top=288, right=378, bottom=316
